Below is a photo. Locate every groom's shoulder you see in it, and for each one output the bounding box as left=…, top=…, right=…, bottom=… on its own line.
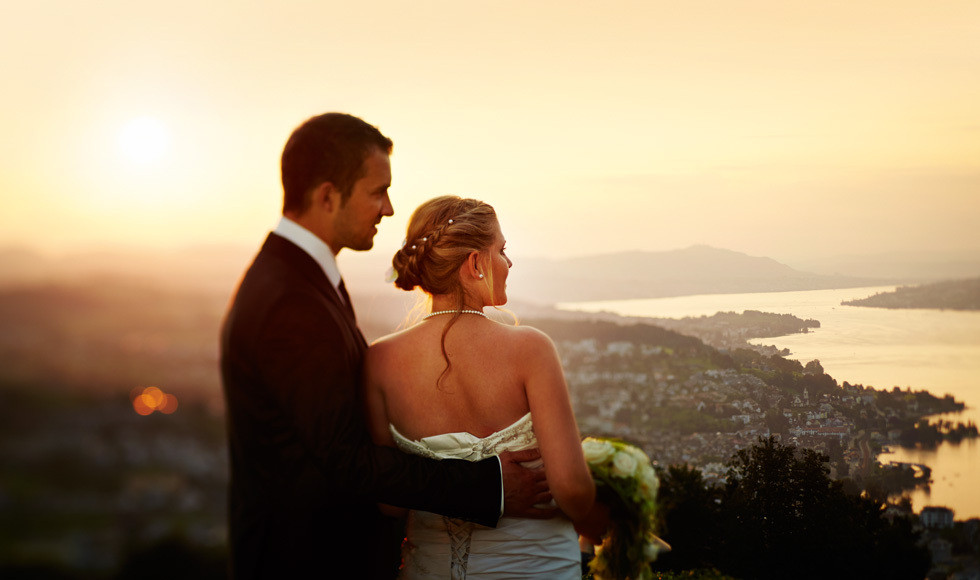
left=236, top=238, right=309, bottom=293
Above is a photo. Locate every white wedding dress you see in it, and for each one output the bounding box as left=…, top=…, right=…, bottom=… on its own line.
left=390, top=412, right=581, bottom=579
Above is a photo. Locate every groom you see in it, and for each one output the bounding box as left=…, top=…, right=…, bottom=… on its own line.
left=220, top=113, right=551, bottom=579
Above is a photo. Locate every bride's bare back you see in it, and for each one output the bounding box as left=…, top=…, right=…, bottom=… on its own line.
left=366, top=314, right=536, bottom=439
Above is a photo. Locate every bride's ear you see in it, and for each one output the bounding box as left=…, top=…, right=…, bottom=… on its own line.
left=464, top=251, right=484, bottom=281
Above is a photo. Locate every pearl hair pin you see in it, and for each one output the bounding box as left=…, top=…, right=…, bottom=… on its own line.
left=423, top=309, right=488, bottom=320
left=405, top=219, right=456, bottom=253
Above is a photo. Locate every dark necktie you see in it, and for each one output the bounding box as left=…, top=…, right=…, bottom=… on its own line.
left=337, top=279, right=355, bottom=319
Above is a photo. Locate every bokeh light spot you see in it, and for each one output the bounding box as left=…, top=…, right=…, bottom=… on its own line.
left=131, top=386, right=179, bottom=415
left=159, top=394, right=179, bottom=414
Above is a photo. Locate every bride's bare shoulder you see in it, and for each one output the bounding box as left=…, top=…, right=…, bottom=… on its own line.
left=366, top=325, right=420, bottom=362
left=495, top=323, right=558, bottom=354
left=370, top=323, right=420, bottom=346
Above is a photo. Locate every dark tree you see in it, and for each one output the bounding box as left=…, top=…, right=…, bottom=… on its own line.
left=720, top=436, right=834, bottom=579
left=654, top=437, right=930, bottom=580
left=653, top=464, right=723, bottom=572
left=719, top=437, right=929, bottom=580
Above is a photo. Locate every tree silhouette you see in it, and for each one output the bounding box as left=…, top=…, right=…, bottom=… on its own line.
left=653, top=437, right=930, bottom=580
left=654, top=464, right=723, bottom=571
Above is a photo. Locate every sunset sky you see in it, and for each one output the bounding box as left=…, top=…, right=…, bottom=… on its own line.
left=2, top=0, right=978, bottom=266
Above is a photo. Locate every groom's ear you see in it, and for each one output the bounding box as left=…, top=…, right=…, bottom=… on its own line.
left=312, top=182, right=342, bottom=213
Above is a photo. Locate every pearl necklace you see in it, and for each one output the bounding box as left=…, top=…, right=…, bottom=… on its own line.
left=422, top=309, right=488, bottom=320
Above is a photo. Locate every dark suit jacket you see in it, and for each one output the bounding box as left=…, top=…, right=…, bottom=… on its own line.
left=220, top=233, right=502, bottom=579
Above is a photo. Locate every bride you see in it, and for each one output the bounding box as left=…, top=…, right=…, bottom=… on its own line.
left=363, top=195, right=599, bottom=578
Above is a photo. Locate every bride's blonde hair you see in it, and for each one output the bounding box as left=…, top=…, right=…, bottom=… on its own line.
left=391, top=195, right=509, bottom=387
left=392, top=196, right=499, bottom=298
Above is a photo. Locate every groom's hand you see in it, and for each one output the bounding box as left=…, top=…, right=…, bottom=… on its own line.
left=499, top=449, right=556, bottom=519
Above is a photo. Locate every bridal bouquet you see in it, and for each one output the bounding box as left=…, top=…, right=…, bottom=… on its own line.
left=582, top=437, right=668, bottom=580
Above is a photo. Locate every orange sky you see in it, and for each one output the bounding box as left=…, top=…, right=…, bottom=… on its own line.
left=1, top=0, right=978, bottom=265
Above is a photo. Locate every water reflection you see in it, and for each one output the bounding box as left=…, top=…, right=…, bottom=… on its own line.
left=885, top=424, right=980, bottom=519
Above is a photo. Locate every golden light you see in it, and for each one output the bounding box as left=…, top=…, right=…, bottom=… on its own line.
left=140, top=386, right=165, bottom=408
left=131, top=386, right=179, bottom=415
left=159, top=394, right=179, bottom=414
left=117, top=116, right=171, bottom=165
left=133, top=396, right=154, bottom=416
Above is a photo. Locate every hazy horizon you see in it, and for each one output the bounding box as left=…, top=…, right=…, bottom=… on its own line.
left=3, top=238, right=976, bottom=277
left=2, top=1, right=978, bottom=265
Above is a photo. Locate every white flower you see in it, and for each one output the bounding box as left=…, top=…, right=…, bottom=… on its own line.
left=623, top=443, right=649, bottom=464
left=638, top=463, right=659, bottom=493
left=582, top=438, right=615, bottom=465
left=611, top=450, right=638, bottom=478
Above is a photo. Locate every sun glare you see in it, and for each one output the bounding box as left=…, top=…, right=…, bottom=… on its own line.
left=118, top=116, right=171, bottom=165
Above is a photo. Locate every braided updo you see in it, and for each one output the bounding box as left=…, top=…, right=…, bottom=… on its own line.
left=392, top=195, right=499, bottom=298
left=393, top=196, right=504, bottom=390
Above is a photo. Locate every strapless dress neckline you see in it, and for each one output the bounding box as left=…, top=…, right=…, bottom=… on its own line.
left=389, top=412, right=536, bottom=463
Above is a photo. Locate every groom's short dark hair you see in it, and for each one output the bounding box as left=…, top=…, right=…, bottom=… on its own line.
left=280, top=112, right=393, bottom=214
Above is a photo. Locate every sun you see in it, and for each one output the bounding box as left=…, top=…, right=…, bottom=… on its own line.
left=118, top=116, right=171, bottom=165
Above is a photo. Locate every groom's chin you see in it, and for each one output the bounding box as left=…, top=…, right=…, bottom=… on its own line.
left=352, top=238, right=376, bottom=252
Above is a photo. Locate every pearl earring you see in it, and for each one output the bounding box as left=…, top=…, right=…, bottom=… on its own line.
left=478, top=273, right=484, bottom=279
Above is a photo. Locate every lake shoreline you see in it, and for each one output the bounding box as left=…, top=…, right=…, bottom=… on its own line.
left=558, top=286, right=980, bottom=519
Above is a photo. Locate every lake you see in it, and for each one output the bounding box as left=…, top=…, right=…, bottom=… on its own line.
left=558, top=286, right=980, bottom=519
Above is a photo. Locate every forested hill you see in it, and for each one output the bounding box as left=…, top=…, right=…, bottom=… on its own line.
left=842, top=277, right=980, bottom=311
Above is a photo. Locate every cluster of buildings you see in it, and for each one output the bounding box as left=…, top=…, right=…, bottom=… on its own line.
left=558, top=337, right=904, bottom=483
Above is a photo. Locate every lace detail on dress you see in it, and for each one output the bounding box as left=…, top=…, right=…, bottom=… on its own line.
left=443, top=517, right=474, bottom=580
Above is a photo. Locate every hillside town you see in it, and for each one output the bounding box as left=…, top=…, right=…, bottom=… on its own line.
left=537, top=315, right=971, bottom=488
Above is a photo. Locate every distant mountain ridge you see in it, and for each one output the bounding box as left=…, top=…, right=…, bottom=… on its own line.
left=506, top=245, right=891, bottom=303
left=563, top=245, right=798, bottom=278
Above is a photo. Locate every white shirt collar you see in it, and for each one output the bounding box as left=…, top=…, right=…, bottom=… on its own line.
left=272, top=216, right=343, bottom=293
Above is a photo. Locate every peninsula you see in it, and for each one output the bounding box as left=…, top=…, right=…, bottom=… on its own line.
left=842, top=278, right=980, bottom=311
